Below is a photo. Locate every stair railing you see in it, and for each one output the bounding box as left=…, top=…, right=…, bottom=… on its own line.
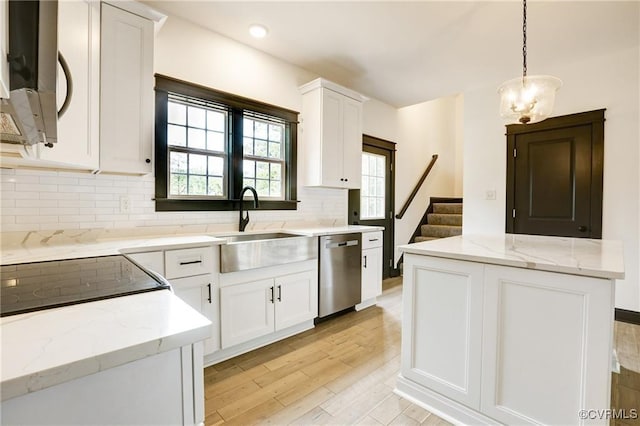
left=395, top=154, right=438, bottom=219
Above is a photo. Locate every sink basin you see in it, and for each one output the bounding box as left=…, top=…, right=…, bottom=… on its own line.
left=218, top=232, right=318, bottom=273
left=219, top=232, right=302, bottom=243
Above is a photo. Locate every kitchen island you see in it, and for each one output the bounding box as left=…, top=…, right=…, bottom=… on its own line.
left=396, top=234, right=624, bottom=426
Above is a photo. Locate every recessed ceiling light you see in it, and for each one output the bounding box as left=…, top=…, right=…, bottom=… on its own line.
left=249, top=24, right=268, bottom=39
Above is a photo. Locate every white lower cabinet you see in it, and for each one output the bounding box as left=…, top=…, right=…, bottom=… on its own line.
left=126, top=245, right=220, bottom=356
left=361, top=231, right=383, bottom=303
left=398, top=253, right=615, bottom=425
left=220, top=265, right=317, bottom=349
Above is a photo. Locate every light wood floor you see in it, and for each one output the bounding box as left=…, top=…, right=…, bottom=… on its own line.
left=203, top=277, right=451, bottom=426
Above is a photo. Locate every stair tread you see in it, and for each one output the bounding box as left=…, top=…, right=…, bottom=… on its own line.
left=433, top=203, right=463, bottom=214
left=428, top=213, right=462, bottom=226
left=415, top=236, right=439, bottom=243
left=421, top=223, right=462, bottom=238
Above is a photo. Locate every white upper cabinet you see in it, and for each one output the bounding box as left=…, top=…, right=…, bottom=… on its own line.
left=99, top=2, right=154, bottom=174
left=299, top=78, right=366, bottom=189
left=39, top=0, right=100, bottom=170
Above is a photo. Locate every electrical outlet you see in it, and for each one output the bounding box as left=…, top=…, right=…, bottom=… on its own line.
left=119, top=195, right=131, bottom=214
left=485, top=189, right=496, bottom=200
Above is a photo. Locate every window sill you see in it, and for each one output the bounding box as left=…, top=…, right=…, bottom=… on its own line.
left=155, top=198, right=298, bottom=212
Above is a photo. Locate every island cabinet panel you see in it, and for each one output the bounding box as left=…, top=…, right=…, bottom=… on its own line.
left=401, top=254, right=484, bottom=409
left=2, top=347, right=188, bottom=425
left=481, top=265, right=614, bottom=425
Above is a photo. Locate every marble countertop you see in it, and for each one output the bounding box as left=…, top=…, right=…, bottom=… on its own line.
left=399, top=234, right=624, bottom=279
left=0, top=226, right=384, bottom=265
left=1, top=290, right=211, bottom=401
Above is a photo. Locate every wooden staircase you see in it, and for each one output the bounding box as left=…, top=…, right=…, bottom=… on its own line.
left=414, top=201, right=462, bottom=242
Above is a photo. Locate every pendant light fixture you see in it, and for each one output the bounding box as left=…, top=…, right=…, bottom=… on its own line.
left=498, top=0, right=561, bottom=124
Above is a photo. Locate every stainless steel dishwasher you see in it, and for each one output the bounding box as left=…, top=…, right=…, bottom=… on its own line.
left=318, top=233, right=362, bottom=318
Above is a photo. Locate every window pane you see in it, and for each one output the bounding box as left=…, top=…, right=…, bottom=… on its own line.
left=376, top=157, right=385, bottom=176
left=168, top=125, right=186, bottom=147
left=243, top=178, right=255, bottom=189
left=170, top=151, right=187, bottom=173
left=361, top=196, right=369, bottom=218
left=256, top=162, right=269, bottom=179
left=168, top=102, right=186, bottom=125
left=255, top=121, right=268, bottom=140
left=207, top=110, right=225, bottom=132
left=269, top=124, right=282, bottom=142
left=270, top=163, right=281, bottom=180
left=376, top=198, right=384, bottom=218
left=207, top=131, right=225, bottom=152
left=208, top=156, right=224, bottom=176
left=361, top=176, right=369, bottom=196
left=255, top=140, right=268, bottom=157
left=256, top=179, right=269, bottom=196
left=243, top=119, right=254, bottom=137
left=207, top=177, right=223, bottom=196
left=243, top=160, right=255, bottom=178
left=189, top=153, right=207, bottom=175
left=369, top=175, right=376, bottom=196
left=188, top=128, right=206, bottom=149
left=362, top=155, right=369, bottom=175
left=268, top=142, right=281, bottom=159
left=188, top=106, right=206, bottom=128
left=376, top=177, right=384, bottom=198
left=270, top=181, right=281, bottom=197
left=188, top=175, right=207, bottom=195
left=170, top=174, right=187, bottom=195
left=243, top=137, right=254, bottom=155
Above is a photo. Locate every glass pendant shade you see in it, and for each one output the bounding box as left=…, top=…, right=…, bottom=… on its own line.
left=498, top=75, right=562, bottom=124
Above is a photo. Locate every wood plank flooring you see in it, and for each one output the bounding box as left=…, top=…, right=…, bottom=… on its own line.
left=203, top=277, right=450, bottom=426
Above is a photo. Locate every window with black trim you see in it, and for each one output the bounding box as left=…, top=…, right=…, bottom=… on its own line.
left=154, top=75, right=298, bottom=211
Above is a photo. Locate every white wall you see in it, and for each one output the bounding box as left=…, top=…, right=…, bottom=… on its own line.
left=0, top=13, right=400, bottom=242
left=462, top=45, right=640, bottom=311
left=394, top=94, right=463, bottom=262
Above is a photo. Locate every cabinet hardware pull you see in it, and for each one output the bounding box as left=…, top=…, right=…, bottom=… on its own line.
left=270, top=286, right=274, bottom=303
left=207, top=283, right=212, bottom=303
left=179, top=260, right=202, bottom=265
left=364, top=255, right=367, bottom=268
left=145, top=158, right=151, bottom=164
left=369, top=238, right=379, bottom=242
left=277, top=285, right=282, bottom=302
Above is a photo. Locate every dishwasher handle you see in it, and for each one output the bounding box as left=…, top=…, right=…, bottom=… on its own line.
left=325, top=240, right=359, bottom=249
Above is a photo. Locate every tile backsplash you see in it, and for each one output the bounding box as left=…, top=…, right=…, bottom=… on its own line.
left=0, top=167, right=347, bottom=243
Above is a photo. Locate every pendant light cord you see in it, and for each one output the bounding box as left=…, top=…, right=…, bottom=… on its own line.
left=522, top=0, right=527, bottom=81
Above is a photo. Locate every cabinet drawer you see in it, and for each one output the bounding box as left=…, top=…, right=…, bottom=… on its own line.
left=127, top=251, right=164, bottom=275
left=362, top=231, right=383, bottom=249
left=165, top=247, right=214, bottom=279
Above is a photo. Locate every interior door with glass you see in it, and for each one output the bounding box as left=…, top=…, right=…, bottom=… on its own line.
left=348, top=135, right=396, bottom=278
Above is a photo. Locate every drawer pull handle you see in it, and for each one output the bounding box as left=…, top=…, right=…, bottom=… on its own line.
left=270, top=286, right=274, bottom=303
left=364, top=255, right=367, bottom=268
left=369, top=238, right=379, bottom=242
left=277, top=285, right=282, bottom=302
left=207, top=283, right=212, bottom=304
left=179, top=260, right=202, bottom=266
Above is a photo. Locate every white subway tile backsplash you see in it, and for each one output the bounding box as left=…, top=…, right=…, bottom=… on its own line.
left=0, top=169, right=347, bottom=233
left=16, top=183, right=58, bottom=192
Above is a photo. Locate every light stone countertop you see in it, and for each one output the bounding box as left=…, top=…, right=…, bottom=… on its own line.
left=399, top=234, right=624, bottom=279
left=1, top=290, right=211, bottom=401
left=0, top=224, right=384, bottom=401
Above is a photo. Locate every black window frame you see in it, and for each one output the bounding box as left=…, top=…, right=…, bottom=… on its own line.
left=154, top=75, right=298, bottom=212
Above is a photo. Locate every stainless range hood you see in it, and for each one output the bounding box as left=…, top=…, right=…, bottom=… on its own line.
left=0, top=0, right=67, bottom=147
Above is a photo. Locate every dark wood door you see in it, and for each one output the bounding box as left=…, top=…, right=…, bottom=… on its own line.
left=348, top=135, right=396, bottom=278
left=506, top=110, right=604, bottom=239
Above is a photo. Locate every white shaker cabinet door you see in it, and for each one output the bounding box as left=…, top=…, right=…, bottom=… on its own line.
left=340, top=95, right=362, bottom=189
left=220, top=279, right=275, bottom=349
left=100, top=2, right=154, bottom=174
left=401, top=254, right=484, bottom=409
left=481, top=265, right=614, bottom=426
left=274, top=270, right=317, bottom=331
left=40, top=0, right=100, bottom=170
left=361, top=247, right=382, bottom=301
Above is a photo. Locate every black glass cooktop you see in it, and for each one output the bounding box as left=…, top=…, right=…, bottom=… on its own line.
left=0, top=255, right=170, bottom=317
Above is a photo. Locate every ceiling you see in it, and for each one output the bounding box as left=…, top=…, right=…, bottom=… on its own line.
left=145, top=1, right=639, bottom=107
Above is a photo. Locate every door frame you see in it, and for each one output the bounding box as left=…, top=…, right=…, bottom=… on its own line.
left=505, top=109, right=605, bottom=238
left=348, top=134, right=398, bottom=278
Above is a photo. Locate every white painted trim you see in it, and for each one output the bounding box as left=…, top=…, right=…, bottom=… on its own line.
left=203, top=320, right=314, bottom=367
left=355, top=298, right=376, bottom=311
left=102, top=0, right=167, bottom=26
left=298, top=77, right=369, bottom=102
left=394, top=375, right=499, bottom=426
